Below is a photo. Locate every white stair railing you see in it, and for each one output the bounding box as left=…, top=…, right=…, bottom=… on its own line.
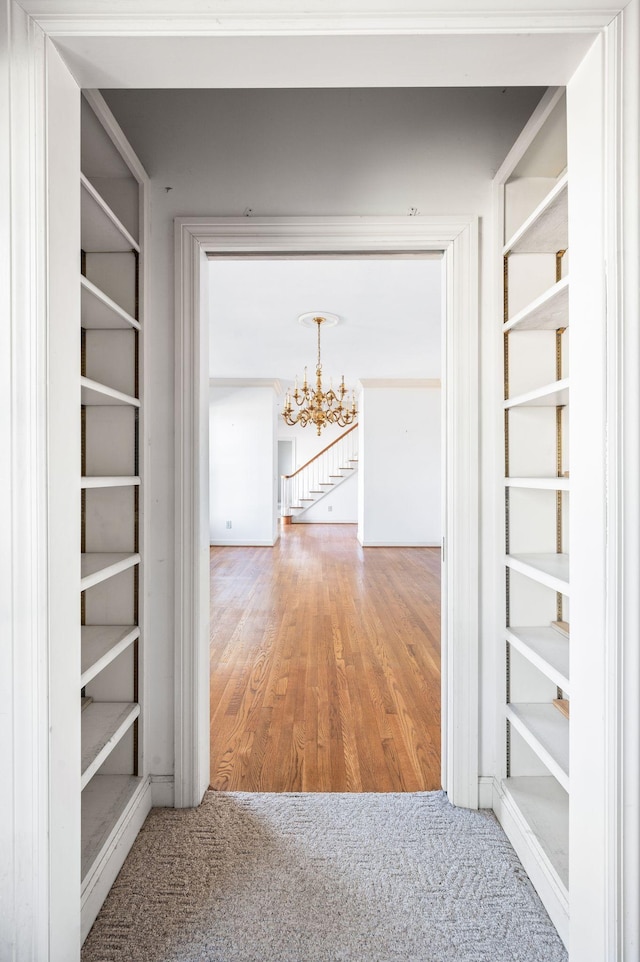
left=282, top=424, right=358, bottom=521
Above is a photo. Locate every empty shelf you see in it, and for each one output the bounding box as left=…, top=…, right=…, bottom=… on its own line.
left=81, top=552, right=140, bottom=591
left=504, top=277, right=569, bottom=332
left=502, top=776, right=569, bottom=890
left=81, top=625, right=140, bottom=688
left=505, top=378, right=569, bottom=409
left=81, top=774, right=146, bottom=884
left=81, top=476, right=140, bottom=488
left=81, top=174, right=140, bottom=253
left=81, top=702, right=140, bottom=789
left=505, top=553, right=569, bottom=594
left=506, top=703, right=569, bottom=790
left=505, top=477, right=570, bottom=491
left=507, top=626, right=570, bottom=693
left=81, top=275, right=140, bottom=331
left=504, top=174, right=568, bottom=254
left=81, top=376, right=139, bottom=408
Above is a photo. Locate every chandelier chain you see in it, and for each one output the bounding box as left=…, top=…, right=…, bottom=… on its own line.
left=282, top=314, right=358, bottom=436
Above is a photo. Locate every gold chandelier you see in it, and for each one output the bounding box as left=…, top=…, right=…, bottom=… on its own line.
left=282, top=314, right=358, bottom=436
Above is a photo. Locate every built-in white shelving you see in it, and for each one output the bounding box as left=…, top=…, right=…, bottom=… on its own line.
left=504, top=378, right=569, bottom=409
left=505, top=553, right=570, bottom=595
left=81, top=476, right=140, bottom=488
left=506, top=703, right=569, bottom=790
left=81, top=552, right=140, bottom=591
left=501, top=776, right=569, bottom=890
left=495, top=90, right=571, bottom=944
left=504, top=276, right=569, bottom=333
left=81, top=702, right=140, bottom=789
left=81, top=376, right=139, bottom=408
left=81, top=774, right=146, bottom=882
left=81, top=625, right=140, bottom=687
left=78, top=89, right=150, bottom=944
left=81, top=173, right=140, bottom=253
left=505, top=477, right=570, bottom=491
left=503, top=172, right=568, bottom=255
left=81, top=275, right=140, bottom=331
left=506, top=627, right=570, bottom=693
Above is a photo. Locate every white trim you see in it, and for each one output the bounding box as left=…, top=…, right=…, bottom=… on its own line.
left=174, top=231, right=211, bottom=808
left=210, top=377, right=283, bottom=391
left=20, top=4, right=622, bottom=36
left=1, top=10, right=51, bottom=959
left=606, top=5, right=640, bottom=957
left=495, top=87, right=568, bottom=183
left=210, top=539, right=280, bottom=547
left=290, top=519, right=354, bottom=525
left=492, top=776, right=569, bottom=947
left=150, top=775, right=175, bottom=807
left=358, top=378, right=441, bottom=389
left=358, top=542, right=441, bottom=548
left=80, top=776, right=152, bottom=943
left=81, top=88, right=150, bottom=185
left=176, top=214, right=479, bottom=809
left=478, top=775, right=494, bottom=809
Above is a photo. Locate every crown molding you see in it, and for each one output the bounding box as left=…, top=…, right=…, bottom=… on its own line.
left=16, top=1, right=621, bottom=35
left=209, top=377, right=283, bottom=393
left=358, top=378, right=441, bottom=388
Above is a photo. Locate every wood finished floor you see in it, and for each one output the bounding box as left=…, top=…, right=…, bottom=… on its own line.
left=209, top=524, right=441, bottom=793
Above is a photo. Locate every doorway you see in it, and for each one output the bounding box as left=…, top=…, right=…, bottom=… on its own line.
left=207, top=253, right=443, bottom=791
left=277, top=439, right=294, bottom=514
left=175, top=214, right=479, bottom=808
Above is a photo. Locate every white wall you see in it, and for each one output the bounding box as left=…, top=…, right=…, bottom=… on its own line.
left=101, top=85, right=545, bottom=779
left=210, top=383, right=278, bottom=545
left=358, top=383, right=440, bottom=546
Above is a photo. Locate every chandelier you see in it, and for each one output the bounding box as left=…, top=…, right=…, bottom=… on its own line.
left=282, top=314, right=358, bottom=436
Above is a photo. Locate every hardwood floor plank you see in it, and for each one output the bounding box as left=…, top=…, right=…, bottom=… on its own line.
left=210, top=524, right=441, bottom=792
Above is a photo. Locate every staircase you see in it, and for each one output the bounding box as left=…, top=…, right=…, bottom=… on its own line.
left=281, top=424, right=358, bottom=523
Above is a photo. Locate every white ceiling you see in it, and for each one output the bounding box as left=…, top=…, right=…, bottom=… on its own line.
left=208, top=256, right=442, bottom=385
left=49, top=33, right=596, bottom=89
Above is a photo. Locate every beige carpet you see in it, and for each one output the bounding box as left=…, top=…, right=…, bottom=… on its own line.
left=82, top=791, right=567, bottom=962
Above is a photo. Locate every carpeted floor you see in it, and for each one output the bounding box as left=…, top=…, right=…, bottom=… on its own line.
left=82, top=791, right=567, bottom=962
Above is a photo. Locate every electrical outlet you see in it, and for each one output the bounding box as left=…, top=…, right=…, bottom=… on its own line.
left=225, top=520, right=232, bottom=529
left=327, top=505, right=333, bottom=512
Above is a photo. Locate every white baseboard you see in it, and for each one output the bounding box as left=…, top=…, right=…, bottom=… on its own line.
left=478, top=775, right=494, bottom=809
left=210, top=539, right=277, bottom=546
left=81, top=776, right=152, bottom=942
left=491, top=777, right=569, bottom=948
left=359, top=541, right=441, bottom=548
left=291, top=519, right=357, bottom=524
left=150, top=775, right=175, bottom=807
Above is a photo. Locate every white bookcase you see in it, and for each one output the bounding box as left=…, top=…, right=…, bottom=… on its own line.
left=79, top=91, right=151, bottom=940
left=493, top=89, right=571, bottom=944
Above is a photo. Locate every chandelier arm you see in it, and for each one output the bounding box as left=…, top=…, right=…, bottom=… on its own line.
left=281, top=313, right=358, bottom=433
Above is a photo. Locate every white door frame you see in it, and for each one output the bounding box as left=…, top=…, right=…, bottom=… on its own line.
left=174, top=214, right=479, bottom=809
left=5, top=3, right=639, bottom=958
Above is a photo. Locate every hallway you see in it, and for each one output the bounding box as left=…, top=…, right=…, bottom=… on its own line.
left=209, top=524, right=441, bottom=792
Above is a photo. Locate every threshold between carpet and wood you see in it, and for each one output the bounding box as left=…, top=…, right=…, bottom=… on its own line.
left=82, top=790, right=566, bottom=962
